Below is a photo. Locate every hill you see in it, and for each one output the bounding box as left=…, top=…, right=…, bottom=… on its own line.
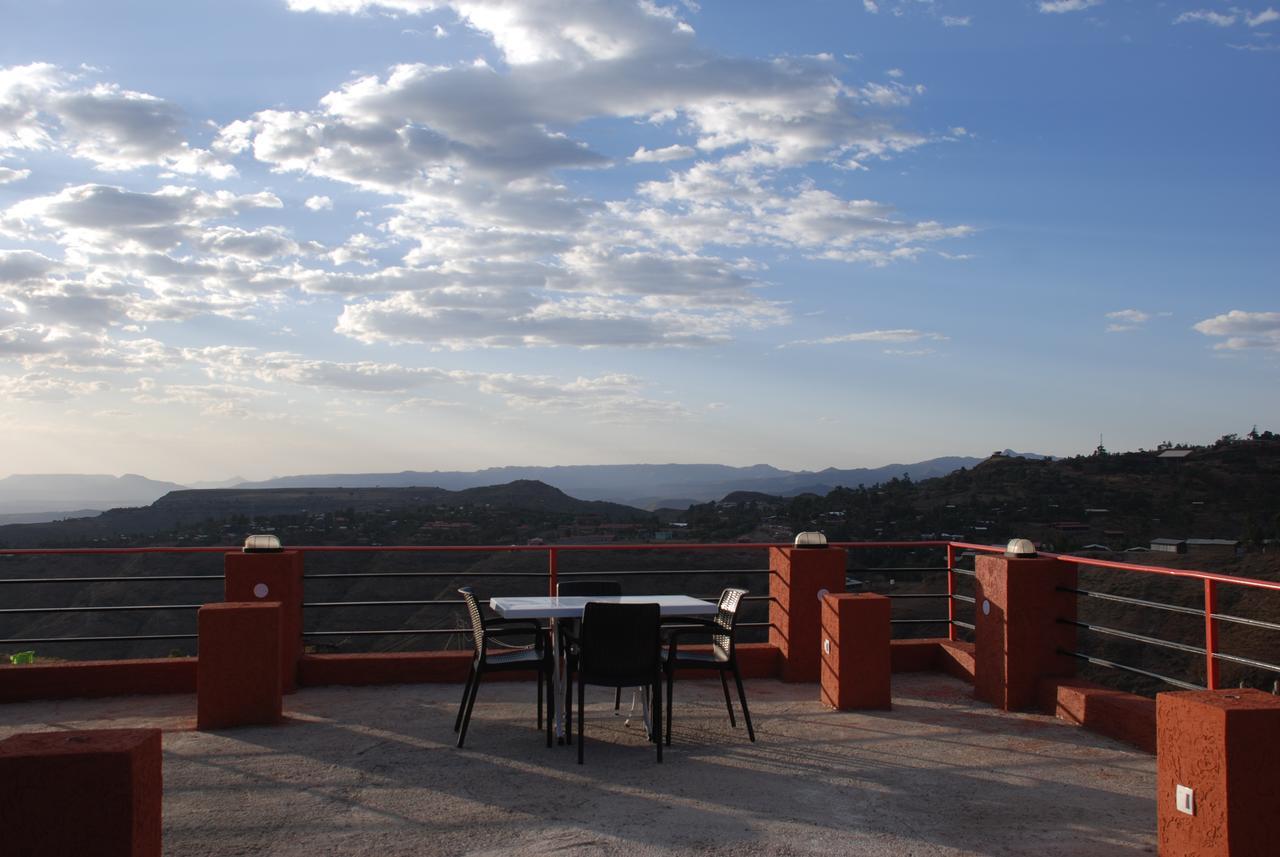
left=228, top=453, right=1048, bottom=508
left=0, top=473, right=185, bottom=518
left=0, top=480, right=654, bottom=548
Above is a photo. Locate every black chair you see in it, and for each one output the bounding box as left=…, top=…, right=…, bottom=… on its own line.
left=663, top=587, right=755, bottom=745
left=568, top=601, right=664, bottom=764
left=556, top=579, right=623, bottom=727
left=454, top=587, right=554, bottom=748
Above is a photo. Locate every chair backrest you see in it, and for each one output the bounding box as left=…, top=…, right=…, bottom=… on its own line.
left=578, top=601, right=661, bottom=685
left=556, top=579, right=622, bottom=597
left=458, top=587, right=486, bottom=652
left=712, top=588, right=748, bottom=660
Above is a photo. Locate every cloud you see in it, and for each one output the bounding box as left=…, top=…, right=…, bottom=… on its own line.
left=630, top=144, right=696, bottom=163
left=0, top=371, right=110, bottom=401
left=1192, top=310, right=1280, bottom=351
left=1039, top=0, right=1103, bottom=13
left=1174, top=10, right=1238, bottom=27
left=1105, top=308, right=1151, bottom=332
left=304, top=195, right=333, bottom=211
left=942, top=16, right=972, bottom=27
left=0, top=63, right=232, bottom=177
left=788, top=328, right=948, bottom=346
left=1248, top=8, right=1280, bottom=26
left=185, top=345, right=688, bottom=421
left=0, top=166, right=29, bottom=183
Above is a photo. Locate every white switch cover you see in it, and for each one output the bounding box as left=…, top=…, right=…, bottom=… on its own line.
left=823, top=638, right=831, bottom=655
left=1176, top=784, right=1194, bottom=816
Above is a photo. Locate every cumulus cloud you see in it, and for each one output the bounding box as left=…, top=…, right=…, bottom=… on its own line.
left=1176, top=7, right=1280, bottom=27
left=1105, top=308, right=1151, bottom=332
left=0, top=63, right=232, bottom=177
left=1175, top=10, right=1238, bottom=27
left=1039, top=0, right=1103, bottom=13
left=630, top=144, right=696, bottom=163
left=0, top=166, right=29, bottom=183
left=304, top=195, right=333, bottom=211
left=1193, top=310, right=1280, bottom=351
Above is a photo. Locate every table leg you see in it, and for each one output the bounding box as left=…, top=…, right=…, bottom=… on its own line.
left=551, top=616, right=566, bottom=741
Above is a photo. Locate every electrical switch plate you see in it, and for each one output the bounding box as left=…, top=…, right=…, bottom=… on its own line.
left=1176, top=784, right=1194, bottom=816
left=823, top=638, right=831, bottom=655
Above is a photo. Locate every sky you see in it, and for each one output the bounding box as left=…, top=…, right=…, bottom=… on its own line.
left=0, top=0, right=1277, bottom=484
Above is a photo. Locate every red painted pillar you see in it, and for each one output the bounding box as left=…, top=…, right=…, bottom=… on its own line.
left=973, top=554, right=1076, bottom=711
left=224, top=550, right=303, bottom=693
left=820, top=592, right=891, bottom=710
left=769, top=546, right=846, bottom=682
left=0, top=728, right=162, bottom=857
left=197, top=602, right=283, bottom=730
left=1157, top=688, right=1280, bottom=857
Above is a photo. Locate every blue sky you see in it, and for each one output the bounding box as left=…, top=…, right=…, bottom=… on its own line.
left=0, top=0, right=1276, bottom=483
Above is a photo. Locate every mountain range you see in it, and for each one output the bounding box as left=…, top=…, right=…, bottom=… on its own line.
left=0, top=451, right=1048, bottom=521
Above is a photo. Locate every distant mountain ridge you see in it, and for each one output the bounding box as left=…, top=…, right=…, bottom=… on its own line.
left=235, top=452, right=1048, bottom=508
left=0, top=451, right=1049, bottom=517
left=0, top=473, right=186, bottom=520
left=0, top=480, right=652, bottom=546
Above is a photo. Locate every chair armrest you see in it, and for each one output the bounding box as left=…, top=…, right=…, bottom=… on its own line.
left=485, top=623, right=549, bottom=652
left=665, top=618, right=724, bottom=662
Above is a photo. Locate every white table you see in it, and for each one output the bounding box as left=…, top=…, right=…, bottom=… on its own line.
left=489, top=595, right=718, bottom=739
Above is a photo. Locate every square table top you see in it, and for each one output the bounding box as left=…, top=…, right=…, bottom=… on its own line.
left=489, top=594, right=717, bottom=620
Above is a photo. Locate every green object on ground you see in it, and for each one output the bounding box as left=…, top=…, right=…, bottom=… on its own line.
left=9, top=651, right=35, bottom=664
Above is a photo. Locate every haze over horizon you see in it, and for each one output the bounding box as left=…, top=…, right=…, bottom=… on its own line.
left=1, top=1, right=1276, bottom=484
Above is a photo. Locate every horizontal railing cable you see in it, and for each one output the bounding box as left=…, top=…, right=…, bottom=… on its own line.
left=1058, top=618, right=1208, bottom=657
left=1058, top=649, right=1203, bottom=691
left=1, top=633, right=199, bottom=644
left=0, top=575, right=223, bottom=585
left=0, top=604, right=201, bottom=614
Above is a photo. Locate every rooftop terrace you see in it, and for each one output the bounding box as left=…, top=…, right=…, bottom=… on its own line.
left=0, top=672, right=1157, bottom=856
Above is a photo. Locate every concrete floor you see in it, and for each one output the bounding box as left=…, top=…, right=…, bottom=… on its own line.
left=0, top=673, right=1156, bottom=856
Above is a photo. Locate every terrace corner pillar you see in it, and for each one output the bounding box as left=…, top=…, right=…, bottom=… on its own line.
left=224, top=550, right=303, bottom=693
left=820, top=592, right=891, bottom=710
left=769, top=545, right=846, bottom=682
left=1157, top=688, right=1280, bottom=857
left=0, top=728, right=162, bottom=857
left=197, top=602, right=283, bottom=729
left=974, top=554, right=1076, bottom=711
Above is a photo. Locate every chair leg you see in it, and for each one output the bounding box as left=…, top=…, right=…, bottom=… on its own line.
left=732, top=663, right=755, bottom=743
left=665, top=667, right=674, bottom=746
left=545, top=666, right=554, bottom=748
left=454, top=661, right=476, bottom=733
left=564, top=668, right=573, bottom=745
left=537, top=666, right=544, bottom=731
left=614, top=687, right=621, bottom=711
left=577, top=674, right=586, bottom=764
left=720, top=670, right=737, bottom=727
left=457, top=667, right=482, bottom=748
left=654, top=678, right=662, bottom=763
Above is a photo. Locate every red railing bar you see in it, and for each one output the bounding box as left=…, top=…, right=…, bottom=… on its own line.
left=1204, top=579, right=1221, bottom=690
left=944, top=541, right=1280, bottom=594
left=946, top=543, right=957, bottom=642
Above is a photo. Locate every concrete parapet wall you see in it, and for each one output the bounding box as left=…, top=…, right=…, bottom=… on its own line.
left=0, top=658, right=196, bottom=704
left=1038, top=677, right=1155, bottom=754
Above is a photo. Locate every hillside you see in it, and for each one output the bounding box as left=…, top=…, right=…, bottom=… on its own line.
left=0, top=473, right=185, bottom=518
left=0, top=480, right=655, bottom=549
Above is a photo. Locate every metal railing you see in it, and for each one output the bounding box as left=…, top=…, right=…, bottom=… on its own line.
left=5, top=539, right=1277, bottom=695
left=1, top=542, right=949, bottom=654
left=949, top=541, right=1280, bottom=692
